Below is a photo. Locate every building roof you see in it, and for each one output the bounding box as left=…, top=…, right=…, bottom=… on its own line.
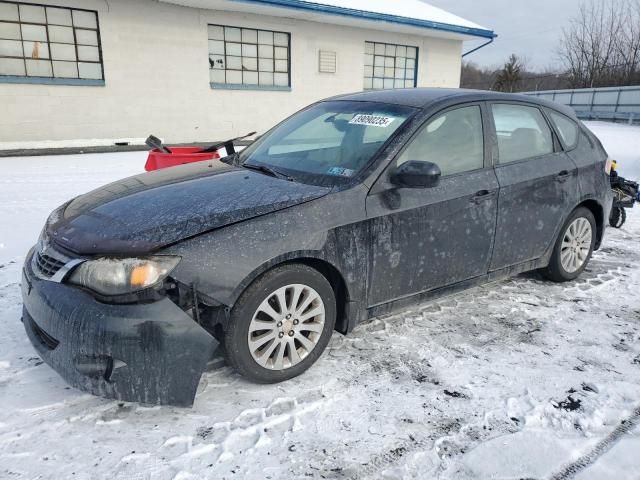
left=160, top=0, right=496, bottom=40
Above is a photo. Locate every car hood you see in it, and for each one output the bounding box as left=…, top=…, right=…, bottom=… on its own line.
left=50, top=161, right=330, bottom=255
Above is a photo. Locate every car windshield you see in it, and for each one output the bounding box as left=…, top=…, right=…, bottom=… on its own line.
left=238, top=101, right=416, bottom=185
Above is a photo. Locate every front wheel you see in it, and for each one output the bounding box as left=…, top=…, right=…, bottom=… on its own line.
left=542, top=207, right=596, bottom=282
left=224, top=264, right=336, bottom=383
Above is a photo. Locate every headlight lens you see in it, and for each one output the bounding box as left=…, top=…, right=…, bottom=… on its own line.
left=68, top=256, right=181, bottom=296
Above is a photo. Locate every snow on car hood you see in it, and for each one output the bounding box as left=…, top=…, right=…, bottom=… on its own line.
left=50, top=161, right=330, bottom=255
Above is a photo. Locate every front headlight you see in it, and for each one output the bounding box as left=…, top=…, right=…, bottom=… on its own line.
left=67, top=256, right=181, bottom=296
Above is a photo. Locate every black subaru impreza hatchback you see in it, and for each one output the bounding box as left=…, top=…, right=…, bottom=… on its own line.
left=22, top=89, right=613, bottom=406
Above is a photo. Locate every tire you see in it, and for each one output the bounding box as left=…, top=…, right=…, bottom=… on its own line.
left=224, top=264, right=336, bottom=383
left=609, top=206, right=626, bottom=228
left=542, top=207, right=596, bottom=282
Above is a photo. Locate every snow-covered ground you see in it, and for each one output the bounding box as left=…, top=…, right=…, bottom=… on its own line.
left=585, top=121, right=640, bottom=179
left=0, top=122, right=639, bottom=480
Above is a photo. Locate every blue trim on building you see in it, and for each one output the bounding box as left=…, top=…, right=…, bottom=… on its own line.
left=229, top=0, right=496, bottom=39
left=0, top=76, right=105, bottom=87
left=211, top=82, right=291, bottom=91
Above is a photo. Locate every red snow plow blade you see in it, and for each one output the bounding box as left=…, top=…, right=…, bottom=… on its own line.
left=145, top=148, right=220, bottom=172
left=144, top=132, right=257, bottom=172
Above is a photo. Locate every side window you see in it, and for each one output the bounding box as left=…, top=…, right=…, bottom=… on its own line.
left=548, top=111, right=579, bottom=149
left=397, top=106, right=484, bottom=176
left=492, top=104, right=554, bottom=164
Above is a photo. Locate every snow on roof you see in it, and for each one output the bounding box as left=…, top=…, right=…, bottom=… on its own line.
left=160, top=0, right=496, bottom=39
left=292, top=0, right=489, bottom=32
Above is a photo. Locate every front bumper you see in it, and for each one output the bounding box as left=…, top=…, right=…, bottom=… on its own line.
left=21, top=249, right=218, bottom=407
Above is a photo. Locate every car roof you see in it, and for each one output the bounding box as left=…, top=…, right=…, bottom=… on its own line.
left=330, top=88, right=577, bottom=118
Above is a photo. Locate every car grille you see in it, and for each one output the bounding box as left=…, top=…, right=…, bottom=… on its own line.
left=34, top=251, right=67, bottom=279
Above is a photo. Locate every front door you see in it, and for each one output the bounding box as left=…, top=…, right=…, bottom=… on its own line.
left=488, top=103, right=579, bottom=271
left=366, top=104, right=499, bottom=307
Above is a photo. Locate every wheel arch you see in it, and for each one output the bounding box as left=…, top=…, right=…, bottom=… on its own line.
left=230, top=253, right=353, bottom=335
left=576, top=198, right=605, bottom=250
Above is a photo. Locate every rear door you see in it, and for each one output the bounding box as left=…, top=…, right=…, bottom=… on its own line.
left=366, top=103, right=499, bottom=306
left=489, top=102, right=579, bottom=271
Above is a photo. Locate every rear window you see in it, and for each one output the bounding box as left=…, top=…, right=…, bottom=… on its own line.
left=548, top=111, right=579, bottom=149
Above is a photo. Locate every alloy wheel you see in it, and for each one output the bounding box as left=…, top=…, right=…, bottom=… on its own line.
left=560, top=217, right=593, bottom=273
left=247, top=284, right=326, bottom=370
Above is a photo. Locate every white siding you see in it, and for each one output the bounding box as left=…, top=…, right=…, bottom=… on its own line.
left=0, top=0, right=463, bottom=148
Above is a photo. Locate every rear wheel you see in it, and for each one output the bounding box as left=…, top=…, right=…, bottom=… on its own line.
left=224, top=264, right=336, bottom=383
left=542, top=207, right=596, bottom=282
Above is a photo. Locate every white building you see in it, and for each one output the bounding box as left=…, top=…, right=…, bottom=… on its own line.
left=0, top=0, right=494, bottom=150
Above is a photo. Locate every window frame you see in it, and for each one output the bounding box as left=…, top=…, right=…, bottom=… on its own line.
left=544, top=108, right=580, bottom=152
left=363, top=40, right=418, bottom=90
left=208, top=23, right=291, bottom=92
left=387, top=102, right=491, bottom=180
left=488, top=101, right=562, bottom=167
left=0, top=0, right=104, bottom=86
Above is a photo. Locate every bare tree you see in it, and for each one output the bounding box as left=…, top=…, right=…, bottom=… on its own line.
left=617, top=0, right=640, bottom=85
left=461, top=61, right=498, bottom=90
left=559, top=0, right=640, bottom=87
left=493, top=54, right=525, bottom=92
left=461, top=60, right=569, bottom=92
left=463, top=0, right=640, bottom=93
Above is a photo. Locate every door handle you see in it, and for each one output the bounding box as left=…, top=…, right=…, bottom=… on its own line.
left=471, top=190, right=496, bottom=204
left=556, top=170, right=571, bottom=182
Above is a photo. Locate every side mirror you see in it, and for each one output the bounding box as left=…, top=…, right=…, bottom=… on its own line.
left=390, top=161, right=442, bottom=189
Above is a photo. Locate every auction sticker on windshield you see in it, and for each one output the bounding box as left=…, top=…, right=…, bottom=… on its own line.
left=349, top=114, right=395, bottom=128
left=327, top=166, right=355, bottom=177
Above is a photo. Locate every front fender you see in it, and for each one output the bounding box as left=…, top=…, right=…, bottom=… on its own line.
left=162, top=187, right=370, bottom=331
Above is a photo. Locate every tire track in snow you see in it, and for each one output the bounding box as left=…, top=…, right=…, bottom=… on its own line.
left=549, top=405, right=640, bottom=480
left=341, top=430, right=432, bottom=480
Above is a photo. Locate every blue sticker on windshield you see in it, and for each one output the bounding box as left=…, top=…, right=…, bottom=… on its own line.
left=327, top=167, right=355, bottom=177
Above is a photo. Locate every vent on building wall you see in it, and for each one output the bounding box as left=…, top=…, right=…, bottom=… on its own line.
left=318, top=50, right=337, bottom=73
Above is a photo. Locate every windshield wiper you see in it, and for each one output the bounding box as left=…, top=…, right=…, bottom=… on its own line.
left=243, top=163, right=295, bottom=182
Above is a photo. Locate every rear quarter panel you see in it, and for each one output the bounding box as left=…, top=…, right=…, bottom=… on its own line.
left=567, top=125, right=613, bottom=244
left=569, top=126, right=608, bottom=194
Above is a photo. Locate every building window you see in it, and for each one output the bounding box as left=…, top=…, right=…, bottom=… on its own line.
left=0, top=2, right=103, bottom=84
left=208, top=24, right=290, bottom=90
left=364, top=41, right=417, bottom=90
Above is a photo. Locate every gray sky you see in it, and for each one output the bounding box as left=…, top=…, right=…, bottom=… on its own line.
left=425, top=0, right=586, bottom=70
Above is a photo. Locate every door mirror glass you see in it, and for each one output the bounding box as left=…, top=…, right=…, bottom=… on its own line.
left=390, top=160, right=441, bottom=188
